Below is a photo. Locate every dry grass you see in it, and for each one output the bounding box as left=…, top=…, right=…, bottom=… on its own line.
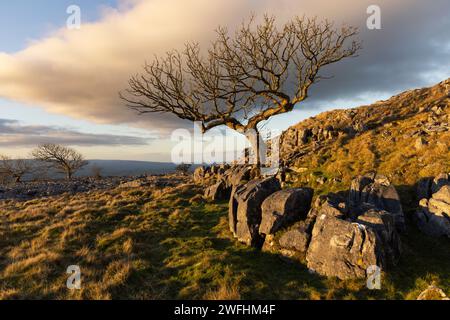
left=0, top=180, right=448, bottom=300
left=283, top=80, right=450, bottom=198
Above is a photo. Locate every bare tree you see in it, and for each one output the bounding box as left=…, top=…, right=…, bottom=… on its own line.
left=0, top=155, right=33, bottom=183
left=121, top=15, right=361, bottom=166
left=32, top=144, right=88, bottom=180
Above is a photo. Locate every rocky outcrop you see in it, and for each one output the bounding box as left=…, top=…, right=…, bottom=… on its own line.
left=308, top=194, right=347, bottom=220
left=279, top=78, right=449, bottom=185
left=229, top=177, right=281, bottom=247
left=356, top=209, right=402, bottom=266
left=348, top=173, right=405, bottom=231
left=417, top=173, right=450, bottom=201
left=431, top=173, right=449, bottom=194
left=255, top=178, right=402, bottom=279
left=304, top=193, right=402, bottom=279
left=416, top=179, right=450, bottom=237
left=226, top=165, right=252, bottom=187
left=259, top=188, right=313, bottom=236
left=204, top=179, right=231, bottom=201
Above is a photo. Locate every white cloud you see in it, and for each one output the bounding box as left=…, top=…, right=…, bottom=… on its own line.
left=0, top=0, right=449, bottom=134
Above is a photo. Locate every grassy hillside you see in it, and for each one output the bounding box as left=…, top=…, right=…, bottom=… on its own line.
left=281, top=79, right=450, bottom=195
left=0, top=183, right=448, bottom=300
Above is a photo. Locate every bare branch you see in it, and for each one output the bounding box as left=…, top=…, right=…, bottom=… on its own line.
left=121, top=14, right=361, bottom=134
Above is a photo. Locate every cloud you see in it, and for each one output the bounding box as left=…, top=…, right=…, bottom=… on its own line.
left=0, top=118, right=151, bottom=147
left=0, top=0, right=449, bottom=133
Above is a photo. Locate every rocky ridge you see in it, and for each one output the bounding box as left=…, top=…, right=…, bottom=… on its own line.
left=279, top=78, right=450, bottom=187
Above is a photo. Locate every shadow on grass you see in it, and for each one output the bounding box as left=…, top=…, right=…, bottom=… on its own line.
left=126, top=187, right=450, bottom=300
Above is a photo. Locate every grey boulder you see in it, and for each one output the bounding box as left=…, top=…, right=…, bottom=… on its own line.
left=259, top=188, right=313, bottom=235
left=356, top=209, right=402, bottom=266
left=230, top=177, right=281, bottom=247
left=204, top=179, right=231, bottom=201
left=278, top=222, right=311, bottom=257
left=306, top=214, right=383, bottom=280
left=348, top=173, right=405, bottom=231
left=416, top=185, right=450, bottom=237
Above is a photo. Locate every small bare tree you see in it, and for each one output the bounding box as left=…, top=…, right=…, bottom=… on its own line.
left=121, top=15, right=361, bottom=166
left=32, top=144, right=88, bottom=180
left=0, top=155, right=33, bottom=183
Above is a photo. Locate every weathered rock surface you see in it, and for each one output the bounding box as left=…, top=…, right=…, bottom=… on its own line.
left=417, top=177, right=433, bottom=201
left=417, top=173, right=450, bottom=202
left=304, top=193, right=402, bottom=280
left=308, top=194, right=347, bottom=220
left=226, top=165, right=252, bottom=187
left=431, top=173, right=449, bottom=194
left=259, top=188, right=313, bottom=235
left=204, top=179, right=231, bottom=201
left=230, top=177, right=281, bottom=247
left=416, top=184, right=450, bottom=237
left=348, top=173, right=405, bottom=231
left=278, top=222, right=311, bottom=257
left=306, top=214, right=383, bottom=280
left=356, top=209, right=402, bottom=266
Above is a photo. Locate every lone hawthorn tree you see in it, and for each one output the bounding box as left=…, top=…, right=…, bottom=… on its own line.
left=0, top=155, right=33, bottom=183
left=32, top=144, right=88, bottom=180
left=121, top=15, right=361, bottom=166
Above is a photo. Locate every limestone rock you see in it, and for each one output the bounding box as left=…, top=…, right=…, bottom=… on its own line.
left=348, top=173, right=405, bottom=231
left=204, top=179, right=231, bottom=201
left=232, top=177, right=281, bottom=247
left=227, top=166, right=252, bottom=187
left=278, top=222, right=311, bottom=256
left=356, top=209, right=402, bottom=266
left=416, top=185, right=450, bottom=237
left=417, top=177, right=433, bottom=201
left=306, top=214, right=384, bottom=280
left=431, top=173, right=449, bottom=194
left=228, top=185, right=239, bottom=237
left=259, top=188, right=313, bottom=235
left=308, top=194, right=347, bottom=220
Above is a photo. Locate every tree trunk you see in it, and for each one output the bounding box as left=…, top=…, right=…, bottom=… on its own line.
left=245, top=127, right=265, bottom=178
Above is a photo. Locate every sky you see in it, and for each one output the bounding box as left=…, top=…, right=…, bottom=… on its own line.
left=0, top=0, right=449, bottom=162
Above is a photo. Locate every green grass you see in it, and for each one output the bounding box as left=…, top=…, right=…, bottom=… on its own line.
left=0, top=183, right=449, bottom=300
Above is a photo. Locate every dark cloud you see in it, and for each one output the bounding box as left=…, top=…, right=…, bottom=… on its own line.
left=299, top=0, right=450, bottom=109
left=0, top=119, right=151, bottom=147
